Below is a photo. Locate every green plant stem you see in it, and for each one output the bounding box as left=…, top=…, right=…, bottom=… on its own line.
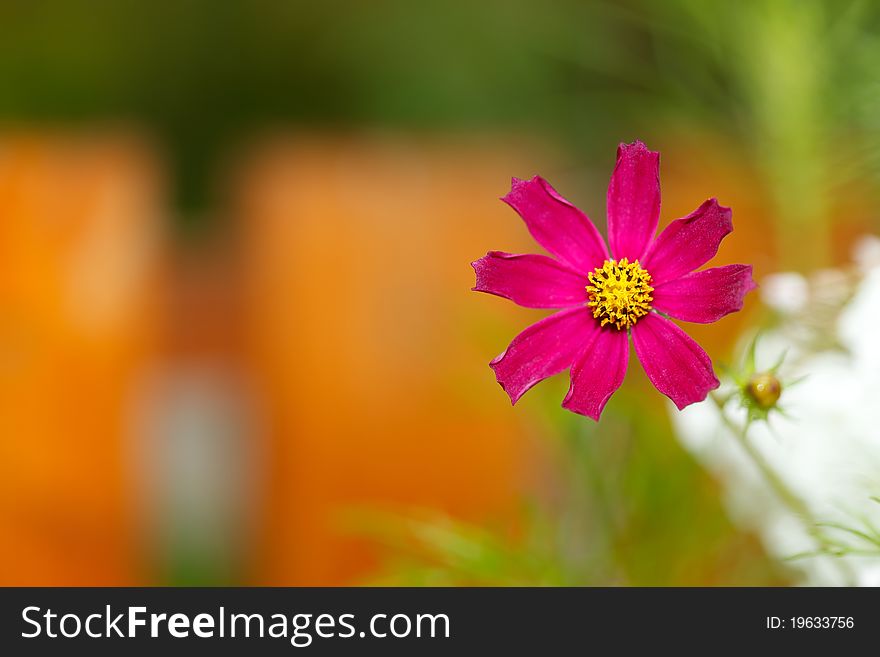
left=709, top=392, right=855, bottom=584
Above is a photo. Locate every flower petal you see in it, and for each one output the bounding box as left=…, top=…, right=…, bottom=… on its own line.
left=631, top=313, right=719, bottom=409
left=472, top=251, right=588, bottom=308
left=502, top=176, right=608, bottom=274
left=607, top=140, right=661, bottom=261
left=562, top=326, right=629, bottom=420
left=641, top=198, right=732, bottom=285
left=652, top=264, right=756, bottom=324
left=490, top=306, right=595, bottom=404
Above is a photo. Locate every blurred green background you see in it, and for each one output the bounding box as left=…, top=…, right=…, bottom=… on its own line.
left=3, top=1, right=878, bottom=236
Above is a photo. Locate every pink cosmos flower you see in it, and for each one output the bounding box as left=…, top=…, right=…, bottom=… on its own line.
left=472, top=140, right=756, bottom=420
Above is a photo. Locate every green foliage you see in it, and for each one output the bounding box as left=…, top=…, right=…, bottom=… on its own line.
left=789, top=498, right=880, bottom=561
left=4, top=0, right=878, bottom=235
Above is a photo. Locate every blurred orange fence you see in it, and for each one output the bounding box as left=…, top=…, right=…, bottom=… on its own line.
left=0, top=133, right=165, bottom=585
left=1, top=131, right=549, bottom=585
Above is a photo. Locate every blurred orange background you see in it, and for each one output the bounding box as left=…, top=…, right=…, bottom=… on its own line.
left=0, top=130, right=786, bottom=585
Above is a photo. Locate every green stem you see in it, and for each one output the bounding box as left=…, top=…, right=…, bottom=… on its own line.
left=709, top=392, right=855, bottom=584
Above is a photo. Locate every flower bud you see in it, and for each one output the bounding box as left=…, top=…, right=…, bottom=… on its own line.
left=746, top=373, right=782, bottom=409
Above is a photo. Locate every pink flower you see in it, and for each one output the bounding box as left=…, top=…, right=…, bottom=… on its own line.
left=472, top=140, right=756, bottom=420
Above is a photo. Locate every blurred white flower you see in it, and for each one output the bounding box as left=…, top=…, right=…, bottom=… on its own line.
left=853, top=234, right=880, bottom=272
left=673, top=241, right=880, bottom=585
left=760, top=272, right=809, bottom=315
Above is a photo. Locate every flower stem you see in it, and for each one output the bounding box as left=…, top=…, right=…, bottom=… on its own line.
left=708, top=392, right=855, bottom=584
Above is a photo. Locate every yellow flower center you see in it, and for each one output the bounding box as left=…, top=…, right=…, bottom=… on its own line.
left=587, top=258, right=654, bottom=330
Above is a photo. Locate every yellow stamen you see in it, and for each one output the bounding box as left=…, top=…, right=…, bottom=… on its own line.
left=587, top=258, right=654, bottom=330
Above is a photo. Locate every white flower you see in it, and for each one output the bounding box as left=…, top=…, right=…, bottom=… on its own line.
left=673, top=243, right=880, bottom=585
left=760, top=272, right=809, bottom=315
